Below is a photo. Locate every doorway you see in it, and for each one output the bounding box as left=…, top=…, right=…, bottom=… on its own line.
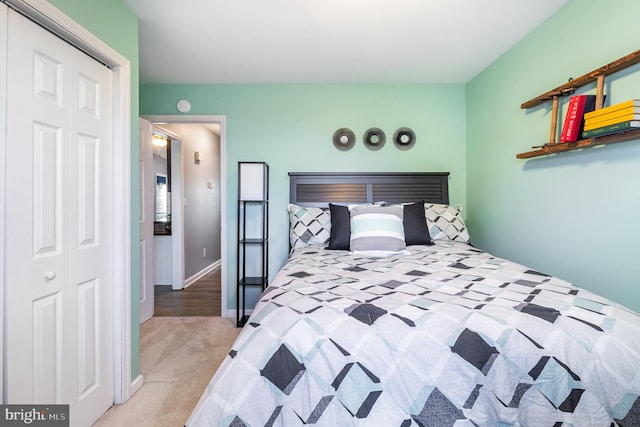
left=142, top=116, right=227, bottom=318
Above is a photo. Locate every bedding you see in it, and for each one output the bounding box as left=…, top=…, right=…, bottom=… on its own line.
left=187, top=242, right=640, bottom=426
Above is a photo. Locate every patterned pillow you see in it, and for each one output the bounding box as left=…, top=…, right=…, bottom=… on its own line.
left=424, top=203, right=471, bottom=243
left=350, top=204, right=406, bottom=253
left=288, top=204, right=331, bottom=249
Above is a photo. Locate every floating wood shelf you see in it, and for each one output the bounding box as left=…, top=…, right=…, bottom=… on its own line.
left=518, top=49, right=640, bottom=159
left=516, top=128, right=640, bottom=159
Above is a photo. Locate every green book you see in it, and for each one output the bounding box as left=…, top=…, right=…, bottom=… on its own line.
left=582, top=120, right=640, bottom=138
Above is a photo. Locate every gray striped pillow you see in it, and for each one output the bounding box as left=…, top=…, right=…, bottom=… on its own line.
left=349, top=204, right=405, bottom=252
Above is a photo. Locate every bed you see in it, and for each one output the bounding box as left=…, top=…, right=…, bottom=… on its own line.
left=187, top=172, right=640, bottom=426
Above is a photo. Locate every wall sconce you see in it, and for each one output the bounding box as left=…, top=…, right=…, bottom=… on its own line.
left=194, top=151, right=202, bottom=163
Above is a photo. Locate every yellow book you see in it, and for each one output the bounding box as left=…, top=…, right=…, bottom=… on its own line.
left=584, top=113, right=640, bottom=131
left=584, top=99, right=640, bottom=120
left=584, top=106, right=640, bottom=126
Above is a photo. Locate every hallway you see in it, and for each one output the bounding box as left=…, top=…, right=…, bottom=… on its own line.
left=154, top=268, right=221, bottom=316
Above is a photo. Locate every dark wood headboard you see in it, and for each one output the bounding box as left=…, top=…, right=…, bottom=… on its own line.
left=289, top=172, right=450, bottom=207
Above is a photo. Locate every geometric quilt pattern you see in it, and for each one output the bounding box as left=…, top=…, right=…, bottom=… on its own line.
left=187, top=241, right=640, bottom=427
left=260, top=344, right=306, bottom=395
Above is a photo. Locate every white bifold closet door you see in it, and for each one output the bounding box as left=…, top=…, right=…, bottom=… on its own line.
left=4, top=8, right=114, bottom=427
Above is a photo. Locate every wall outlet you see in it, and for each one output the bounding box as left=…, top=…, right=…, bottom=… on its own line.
left=202, top=248, right=206, bottom=258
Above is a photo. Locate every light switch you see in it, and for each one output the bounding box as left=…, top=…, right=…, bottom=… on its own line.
left=207, top=180, right=214, bottom=189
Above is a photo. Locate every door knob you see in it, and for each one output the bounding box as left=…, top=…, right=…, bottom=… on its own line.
left=44, top=271, right=56, bottom=281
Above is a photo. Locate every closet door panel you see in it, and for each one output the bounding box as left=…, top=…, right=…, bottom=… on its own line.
left=5, top=9, right=72, bottom=404
left=67, top=43, right=114, bottom=424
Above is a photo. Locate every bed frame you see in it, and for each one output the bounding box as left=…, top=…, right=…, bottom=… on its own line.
left=289, top=172, right=450, bottom=207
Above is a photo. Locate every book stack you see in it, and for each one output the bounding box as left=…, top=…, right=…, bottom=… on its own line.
left=560, top=95, right=597, bottom=142
left=582, top=99, right=640, bottom=138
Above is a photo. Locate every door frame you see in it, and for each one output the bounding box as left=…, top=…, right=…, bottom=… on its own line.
left=143, top=115, right=228, bottom=316
left=0, top=0, right=133, bottom=404
left=0, top=1, right=7, bottom=404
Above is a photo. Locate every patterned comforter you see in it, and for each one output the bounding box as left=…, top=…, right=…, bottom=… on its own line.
left=187, top=242, right=640, bottom=426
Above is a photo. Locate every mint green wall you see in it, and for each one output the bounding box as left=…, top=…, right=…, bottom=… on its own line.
left=47, top=0, right=141, bottom=380
left=466, top=0, right=640, bottom=312
left=140, top=84, right=467, bottom=310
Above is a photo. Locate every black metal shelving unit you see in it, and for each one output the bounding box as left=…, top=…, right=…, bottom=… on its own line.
left=236, top=162, right=269, bottom=327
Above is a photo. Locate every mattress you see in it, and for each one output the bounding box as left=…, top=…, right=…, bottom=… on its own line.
left=187, top=241, right=640, bottom=426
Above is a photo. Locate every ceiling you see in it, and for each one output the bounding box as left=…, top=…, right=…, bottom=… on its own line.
left=123, top=0, right=569, bottom=85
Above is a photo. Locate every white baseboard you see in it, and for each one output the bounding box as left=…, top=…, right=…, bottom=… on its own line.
left=225, top=309, right=253, bottom=323
left=184, top=260, right=221, bottom=289
left=130, top=374, right=144, bottom=396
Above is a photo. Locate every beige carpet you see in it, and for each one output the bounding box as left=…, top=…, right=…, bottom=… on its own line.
left=93, top=316, right=240, bottom=427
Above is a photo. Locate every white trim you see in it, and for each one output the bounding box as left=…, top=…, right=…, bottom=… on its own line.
left=1, top=0, right=133, bottom=405
left=0, top=2, right=8, bottom=404
left=151, top=125, right=181, bottom=145
left=142, top=115, right=228, bottom=317
left=220, top=119, right=227, bottom=317
left=170, top=137, right=185, bottom=290
left=130, top=374, right=144, bottom=397
left=226, top=309, right=252, bottom=323
left=184, top=260, right=221, bottom=288
left=3, top=0, right=127, bottom=66
left=111, top=60, right=133, bottom=405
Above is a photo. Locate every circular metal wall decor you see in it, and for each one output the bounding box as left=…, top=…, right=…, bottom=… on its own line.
left=393, top=127, right=416, bottom=150
left=363, top=127, right=386, bottom=151
left=333, top=128, right=356, bottom=151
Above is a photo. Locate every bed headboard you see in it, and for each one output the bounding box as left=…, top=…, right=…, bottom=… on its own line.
left=289, top=172, right=450, bottom=207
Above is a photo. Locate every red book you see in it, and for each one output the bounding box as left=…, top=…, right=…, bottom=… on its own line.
left=560, top=95, right=587, bottom=142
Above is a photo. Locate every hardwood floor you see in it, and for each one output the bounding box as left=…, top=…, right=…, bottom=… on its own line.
left=154, top=268, right=221, bottom=316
